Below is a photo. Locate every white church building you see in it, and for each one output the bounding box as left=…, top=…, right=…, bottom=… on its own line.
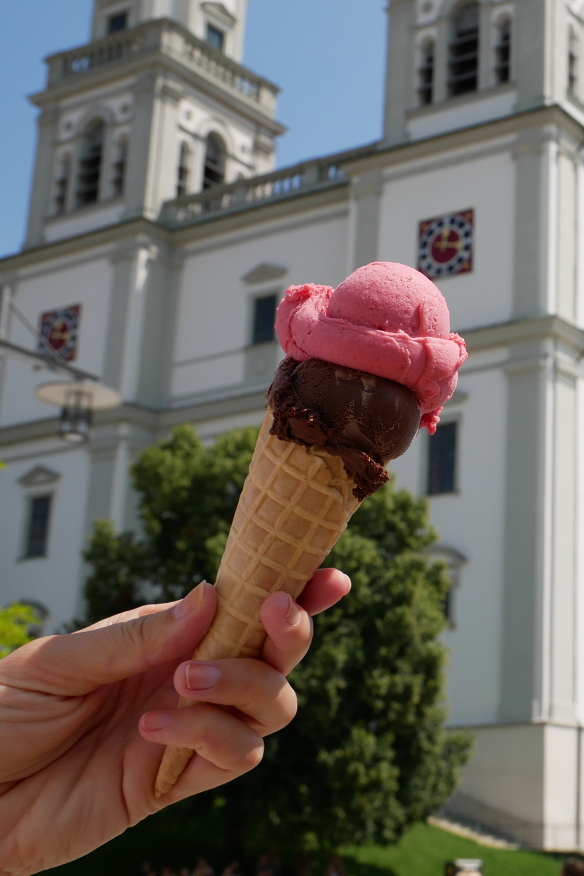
left=2, top=0, right=584, bottom=852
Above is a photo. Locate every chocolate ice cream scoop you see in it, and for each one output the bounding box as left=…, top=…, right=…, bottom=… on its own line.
left=267, top=358, right=421, bottom=500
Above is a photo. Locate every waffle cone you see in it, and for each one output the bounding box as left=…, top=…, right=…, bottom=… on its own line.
left=154, top=408, right=360, bottom=796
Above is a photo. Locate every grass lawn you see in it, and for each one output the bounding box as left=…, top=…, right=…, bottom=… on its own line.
left=46, top=817, right=571, bottom=876
left=343, top=822, right=565, bottom=876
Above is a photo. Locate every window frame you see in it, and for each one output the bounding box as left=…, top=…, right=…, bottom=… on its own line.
left=568, top=24, right=579, bottom=98
left=107, top=11, right=129, bottom=34
left=75, top=118, right=106, bottom=208
left=494, top=15, right=512, bottom=86
left=426, top=417, right=460, bottom=496
left=250, top=291, right=279, bottom=346
left=424, top=545, right=467, bottom=630
left=53, top=152, right=72, bottom=215
left=448, top=1, right=480, bottom=99
left=418, top=38, right=436, bottom=106
left=176, top=140, right=191, bottom=198
left=111, top=135, right=128, bottom=199
left=202, top=132, right=227, bottom=190
left=206, top=23, right=225, bottom=52
left=21, top=493, right=54, bottom=561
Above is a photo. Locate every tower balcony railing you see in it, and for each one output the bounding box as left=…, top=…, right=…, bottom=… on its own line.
left=159, top=157, right=349, bottom=228
left=45, top=18, right=280, bottom=117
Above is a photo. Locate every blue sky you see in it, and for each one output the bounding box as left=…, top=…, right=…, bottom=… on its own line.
left=0, top=1, right=387, bottom=258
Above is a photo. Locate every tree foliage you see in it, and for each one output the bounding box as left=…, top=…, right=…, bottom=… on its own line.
left=81, top=424, right=471, bottom=857
left=0, top=603, right=39, bottom=658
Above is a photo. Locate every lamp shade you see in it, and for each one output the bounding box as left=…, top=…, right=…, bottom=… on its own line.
left=35, top=380, right=122, bottom=443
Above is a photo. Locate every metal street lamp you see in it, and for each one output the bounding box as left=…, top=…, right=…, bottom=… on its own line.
left=0, top=294, right=122, bottom=443
left=35, top=380, right=122, bottom=443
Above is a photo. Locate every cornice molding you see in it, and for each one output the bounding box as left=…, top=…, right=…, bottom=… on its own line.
left=4, top=316, right=584, bottom=449
left=461, top=313, right=584, bottom=354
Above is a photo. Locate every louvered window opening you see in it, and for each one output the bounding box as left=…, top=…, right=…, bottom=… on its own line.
left=448, top=6, right=479, bottom=97
left=55, top=157, right=71, bottom=214
left=419, top=42, right=435, bottom=105
left=569, top=31, right=578, bottom=95
left=495, top=19, right=511, bottom=84
left=177, top=143, right=190, bottom=197
left=112, top=140, right=127, bottom=198
left=77, top=124, right=104, bottom=205
left=203, top=136, right=226, bottom=189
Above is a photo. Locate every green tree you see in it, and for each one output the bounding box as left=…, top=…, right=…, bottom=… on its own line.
left=81, top=425, right=471, bottom=859
left=0, top=603, right=39, bottom=658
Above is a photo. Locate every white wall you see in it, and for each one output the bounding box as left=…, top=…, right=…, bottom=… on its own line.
left=0, top=443, right=90, bottom=633
left=392, top=349, right=508, bottom=725
left=379, top=144, right=516, bottom=332
left=171, top=207, right=349, bottom=402
left=0, top=253, right=114, bottom=428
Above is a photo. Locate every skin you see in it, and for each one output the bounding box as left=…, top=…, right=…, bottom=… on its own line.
left=0, top=569, right=351, bottom=876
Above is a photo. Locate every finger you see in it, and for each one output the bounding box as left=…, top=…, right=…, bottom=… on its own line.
left=297, top=568, right=351, bottom=616
left=259, top=592, right=313, bottom=675
left=139, top=703, right=264, bottom=774
left=170, top=657, right=297, bottom=735
left=5, top=583, right=217, bottom=696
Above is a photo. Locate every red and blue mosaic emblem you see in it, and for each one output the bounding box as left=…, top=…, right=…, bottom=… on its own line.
left=418, top=210, right=474, bottom=279
left=39, top=304, right=81, bottom=361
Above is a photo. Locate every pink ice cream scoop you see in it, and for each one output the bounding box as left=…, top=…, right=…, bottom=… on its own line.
left=275, top=261, right=467, bottom=433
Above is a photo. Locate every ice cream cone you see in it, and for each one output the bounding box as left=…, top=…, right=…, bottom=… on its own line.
left=154, top=408, right=360, bottom=797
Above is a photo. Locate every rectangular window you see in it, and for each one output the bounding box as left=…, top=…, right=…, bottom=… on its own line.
left=252, top=294, right=277, bottom=345
left=24, top=495, right=53, bottom=558
left=427, top=422, right=458, bottom=495
left=206, top=24, right=225, bottom=51
left=108, top=12, right=128, bottom=33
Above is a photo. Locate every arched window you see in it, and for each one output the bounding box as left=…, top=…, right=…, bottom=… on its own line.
left=418, top=39, right=435, bottom=106
left=112, top=136, right=127, bottom=198
left=176, top=141, right=190, bottom=197
left=448, top=2, right=479, bottom=97
left=569, top=26, right=579, bottom=96
left=54, top=154, right=71, bottom=214
left=203, top=133, right=226, bottom=189
left=424, top=545, right=467, bottom=627
left=76, top=120, right=105, bottom=206
left=495, top=17, right=512, bottom=84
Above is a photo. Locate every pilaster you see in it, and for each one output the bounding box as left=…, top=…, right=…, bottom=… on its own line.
left=512, top=126, right=555, bottom=319
left=103, top=237, right=159, bottom=400
left=499, top=350, right=549, bottom=722
left=383, top=0, right=415, bottom=145
left=348, top=169, right=383, bottom=271
left=123, top=72, right=159, bottom=220
left=25, top=106, right=59, bottom=249
left=500, top=336, right=582, bottom=725
left=514, top=0, right=549, bottom=111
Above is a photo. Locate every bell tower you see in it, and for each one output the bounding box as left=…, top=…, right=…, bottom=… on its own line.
left=384, top=0, right=584, bottom=147
left=25, top=0, right=284, bottom=248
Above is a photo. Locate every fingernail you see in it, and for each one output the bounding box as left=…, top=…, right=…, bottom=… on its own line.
left=186, top=662, right=222, bottom=690
left=173, top=581, right=207, bottom=619
left=284, top=594, right=302, bottom=628
left=142, top=711, right=172, bottom=732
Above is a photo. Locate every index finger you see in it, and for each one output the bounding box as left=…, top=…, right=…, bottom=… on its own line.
left=296, top=568, right=351, bottom=616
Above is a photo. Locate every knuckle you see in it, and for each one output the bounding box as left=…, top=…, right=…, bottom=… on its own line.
left=117, top=614, right=150, bottom=653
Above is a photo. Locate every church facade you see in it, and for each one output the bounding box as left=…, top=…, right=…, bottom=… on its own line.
left=2, top=0, right=584, bottom=851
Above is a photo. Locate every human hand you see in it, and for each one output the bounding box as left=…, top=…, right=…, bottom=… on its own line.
left=0, top=570, right=350, bottom=876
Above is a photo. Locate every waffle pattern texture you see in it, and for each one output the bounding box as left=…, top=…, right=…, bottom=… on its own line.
left=154, top=409, right=359, bottom=797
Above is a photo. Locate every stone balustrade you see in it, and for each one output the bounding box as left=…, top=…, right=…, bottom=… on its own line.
left=45, top=18, right=279, bottom=116
left=159, top=158, right=348, bottom=227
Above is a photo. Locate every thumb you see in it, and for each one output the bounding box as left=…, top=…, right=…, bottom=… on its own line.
left=6, top=582, right=217, bottom=695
